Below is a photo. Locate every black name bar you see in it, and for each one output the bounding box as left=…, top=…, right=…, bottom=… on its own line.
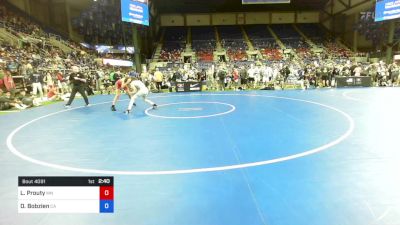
left=18, top=176, right=114, bottom=186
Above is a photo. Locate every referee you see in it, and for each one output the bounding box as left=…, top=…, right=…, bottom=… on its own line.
left=65, top=66, right=89, bottom=108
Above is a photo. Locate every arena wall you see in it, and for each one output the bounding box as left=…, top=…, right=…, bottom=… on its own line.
left=30, top=0, right=50, bottom=25
left=186, top=14, right=211, bottom=26
left=11, top=0, right=26, bottom=11
left=270, top=12, right=295, bottom=24
left=237, top=13, right=245, bottom=25
left=211, top=13, right=237, bottom=25
left=160, top=11, right=320, bottom=26
left=160, top=14, right=185, bottom=26
left=296, top=12, right=319, bottom=23
left=245, top=12, right=270, bottom=24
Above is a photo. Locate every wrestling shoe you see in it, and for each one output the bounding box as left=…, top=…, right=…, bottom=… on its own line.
left=111, top=105, right=116, bottom=111
left=152, top=104, right=157, bottom=109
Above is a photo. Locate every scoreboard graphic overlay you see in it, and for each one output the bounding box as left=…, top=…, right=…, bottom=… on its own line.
left=18, top=177, right=114, bottom=213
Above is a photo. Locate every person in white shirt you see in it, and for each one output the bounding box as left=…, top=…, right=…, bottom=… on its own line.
left=247, top=64, right=255, bottom=88
left=253, top=66, right=261, bottom=88
left=182, top=70, right=189, bottom=81
left=96, top=70, right=104, bottom=91
left=391, top=63, right=399, bottom=86
left=266, top=66, right=274, bottom=83
left=353, top=64, right=362, bottom=76
left=43, top=72, right=54, bottom=96
left=272, top=66, right=279, bottom=81
left=125, top=78, right=157, bottom=114
left=206, top=67, right=215, bottom=90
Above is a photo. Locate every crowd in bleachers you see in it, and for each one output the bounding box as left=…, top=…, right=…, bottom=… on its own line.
left=192, top=26, right=215, bottom=62
left=0, top=37, right=115, bottom=109
left=0, top=0, right=85, bottom=53
left=218, top=26, right=248, bottom=61
left=270, top=24, right=309, bottom=49
left=245, top=25, right=282, bottom=61
left=160, top=47, right=183, bottom=62
left=262, top=49, right=283, bottom=61
left=296, top=23, right=326, bottom=46
left=151, top=23, right=399, bottom=92
left=160, top=27, right=187, bottom=62
left=0, top=38, right=141, bottom=112
left=0, top=3, right=42, bottom=37
left=71, top=0, right=136, bottom=45
left=158, top=24, right=361, bottom=64
left=0, top=2, right=143, bottom=112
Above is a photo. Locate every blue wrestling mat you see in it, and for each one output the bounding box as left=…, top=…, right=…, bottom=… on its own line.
left=1, top=88, right=400, bottom=225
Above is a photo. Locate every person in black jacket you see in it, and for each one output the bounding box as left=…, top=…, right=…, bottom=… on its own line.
left=0, top=89, right=11, bottom=110
left=281, top=66, right=290, bottom=83
left=217, top=67, right=227, bottom=91
left=169, top=68, right=182, bottom=92
left=65, top=66, right=89, bottom=108
left=30, top=69, right=44, bottom=100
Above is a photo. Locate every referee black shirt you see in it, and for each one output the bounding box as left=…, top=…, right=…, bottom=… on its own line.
left=69, top=72, right=86, bottom=86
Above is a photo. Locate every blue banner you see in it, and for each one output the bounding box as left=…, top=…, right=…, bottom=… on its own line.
left=121, top=0, right=149, bottom=26
left=375, top=0, right=400, bottom=22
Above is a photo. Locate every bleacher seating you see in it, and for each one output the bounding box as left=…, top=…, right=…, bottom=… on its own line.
left=72, top=0, right=132, bottom=45
left=197, top=61, right=214, bottom=70
left=245, top=25, right=276, bottom=49
left=0, top=0, right=103, bottom=99
left=149, top=23, right=359, bottom=64
left=218, top=26, right=247, bottom=61
left=297, top=23, right=326, bottom=47
left=296, top=23, right=356, bottom=59
left=191, top=26, right=215, bottom=62
left=263, top=49, right=283, bottom=61
left=270, top=24, right=308, bottom=49
left=0, top=0, right=83, bottom=54
left=245, top=25, right=282, bottom=61
left=160, top=27, right=187, bottom=62
left=324, top=42, right=353, bottom=58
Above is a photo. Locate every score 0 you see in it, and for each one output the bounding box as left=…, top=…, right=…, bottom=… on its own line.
left=99, top=183, right=114, bottom=213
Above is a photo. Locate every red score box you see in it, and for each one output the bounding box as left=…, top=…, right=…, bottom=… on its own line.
left=99, top=186, right=114, bottom=200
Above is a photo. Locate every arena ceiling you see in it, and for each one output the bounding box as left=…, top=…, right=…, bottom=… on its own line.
left=152, top=0, right=330, bottom=13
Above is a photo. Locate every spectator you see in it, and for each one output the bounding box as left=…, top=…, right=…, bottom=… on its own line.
left=7, top=58, right=18, bottom=75
left=3, top=69, right=16, bottom=93
left=0, top=90, right=27, bottom=110
left=43, top=72, right=54, bottom=95
left=0, top=68, right=5, bottom=91
left=56, top=71, right=68, bottom=95
left=17, top=90, right=34, bottom=107
left=47, top=85, right=60, bottom=101
left=217, top=67, right=227, bottom=91
left=30, top=69, right=44, bottom=100
left=153, top=68, right=163, bottom=92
